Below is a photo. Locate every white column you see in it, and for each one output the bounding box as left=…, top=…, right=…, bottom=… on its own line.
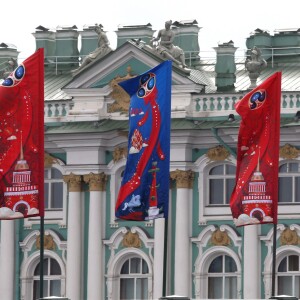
left=171, top=170, right=194, bottom=297
left=153, top=217, right=165, bottom=299
left=0, top=220, right=15, bottom=300
left=243, top=225, right=259, bottom=298
left=84, top=173, right=107, bottom=300
left=63, top=173, right=82, bottom=300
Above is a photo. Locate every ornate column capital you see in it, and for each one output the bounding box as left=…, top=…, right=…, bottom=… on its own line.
left=63, top=173, right=82, bottom=192
left=83, top=172, right=107, bottom=192
left=170, top=170, right=194, bottom=189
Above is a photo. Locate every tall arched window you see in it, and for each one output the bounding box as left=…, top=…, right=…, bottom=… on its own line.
left=32, top=257, right=62, bottom=299
left=208, top=254, right=238, bottom=299
left=120, top=257, right=149, bottom=300
left=278, top=162, right=300, bottom=203
left=208, top=164, right=236, bottom=205
left=277, top=254, right=300, bottom=297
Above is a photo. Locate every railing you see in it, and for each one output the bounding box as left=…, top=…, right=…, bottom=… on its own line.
left=189, top=93, right=300, bottom=118
left=44, top=92, right=300, bottom=123
left=44, top=100, right=74, bottom=121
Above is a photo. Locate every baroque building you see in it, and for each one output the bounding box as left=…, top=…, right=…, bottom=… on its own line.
left=1, top=21, right=300, bottom=299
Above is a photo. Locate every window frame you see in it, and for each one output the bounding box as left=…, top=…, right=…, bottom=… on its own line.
left=195, top=155, right=237, bottom=223
left=24, top=163, right=67, bottom=227
left=33, top=257, right=62, bottom=299
left=207, top=254, right=238, bottom=299
left=276, top=254, right=300, bottom=297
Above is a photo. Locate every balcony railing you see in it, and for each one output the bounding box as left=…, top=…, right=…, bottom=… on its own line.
left=44, top=92, right=300, bottom=123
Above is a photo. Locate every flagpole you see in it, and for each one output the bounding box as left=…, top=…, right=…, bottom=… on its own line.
left=162, top=217, right=168, bottom=297
left=271, top=223, right=277, bottom=297
left=39, top=215, right=44, bottom=299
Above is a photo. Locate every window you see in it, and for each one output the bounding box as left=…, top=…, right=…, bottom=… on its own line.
left=279, top=162, right=300, bottom=203
left=208, top=164, right=236, bottom=205
left=277, top=255, right=300, bottom=297
left=208, top=255, right=238, bottom=299
left=33, top=258, right=62, bottom=300
left=120, top=257, right=149, bottom=300
left=44, top=167, right=63, bottom=209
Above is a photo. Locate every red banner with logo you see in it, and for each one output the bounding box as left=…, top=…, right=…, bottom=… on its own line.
left=230, top=72, right=281, bottom=226
left=0, top=49, right=44, bottom=219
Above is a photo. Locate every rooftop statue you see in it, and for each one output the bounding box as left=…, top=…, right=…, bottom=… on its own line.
left=151, top=20, right=189, bottom=70
left=0, top=58, right=17, bottom=80
left=72, top=24, right=112, bottom=75
left=245, top=46, right=267, bottom=88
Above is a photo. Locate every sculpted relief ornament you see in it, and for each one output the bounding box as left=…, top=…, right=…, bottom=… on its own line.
left=206, top=145, right=230, bottom=162
left=108, top=66, right=136, bottom=113
left=211, top=228, right=231, bottom=246
left=279, top=143, right=300, bottom=159
left=280, top=228, right=299, bottom=245
left=122, top=231, right=142, bottom=248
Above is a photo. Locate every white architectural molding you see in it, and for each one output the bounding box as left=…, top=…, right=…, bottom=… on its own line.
left=104, top=232, right=153, bottom=300
left=262, top=223, right=300, bottom=298
left=20, top=230, right=67, bottom=300
left=194, top=154, right=236, bottom=223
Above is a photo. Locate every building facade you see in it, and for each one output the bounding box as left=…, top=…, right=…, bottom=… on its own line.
left=0, top=21, right=300, bottom=300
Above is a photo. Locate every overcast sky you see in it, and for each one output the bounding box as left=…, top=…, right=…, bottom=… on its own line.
left=2, top=0, right=300, bottom=60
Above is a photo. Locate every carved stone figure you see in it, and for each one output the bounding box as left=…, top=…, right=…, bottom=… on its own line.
left=151, top=20, right=188, bottom=69
left=72, top=24, right=112, bottom=75
left=0, top=57, right=17, bottom=79
left=245, top=46, right=267, bottom=88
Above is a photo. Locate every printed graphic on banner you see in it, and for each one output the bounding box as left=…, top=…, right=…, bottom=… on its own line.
left=230, top=72, right=281, bottom=227
left=115, top=60, right=172, bottom=221
left=0, top=49, right=44, bottom=219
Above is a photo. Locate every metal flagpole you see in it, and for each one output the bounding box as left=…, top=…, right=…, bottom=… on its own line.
left=39, top=215, right=44, bottom=299
left=271, top=223, right=277, bottom=297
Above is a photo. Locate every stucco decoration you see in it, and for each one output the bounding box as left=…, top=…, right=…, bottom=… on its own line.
left=113, top=147, right=127, bottom=162
left=63, top=173, right=82, bottom=192
left=83, top=172, right=107, bottom=191
left=279, top=143, right=300, bottom=159
left=170, top=169, right=194, bottom=189
left=211, top=228, right=231, bottom=246
left=122, top=230, right=142, bottom=248
left=280, top=228, right=299, bottom=245
left=36, top=234, right=56, bottom=250
left=206, top=145, right=230, bottom=162
left=44, top=152, right=58, bottom=168
left=107, top=66, right=136, bottom=113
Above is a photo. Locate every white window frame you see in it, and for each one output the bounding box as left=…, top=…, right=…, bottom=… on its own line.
left=20, top=230, right=67, bottom=300
left=104, top=226, right=154, bottom=300
left=192, top=224, right=242, bottom=299
left=278, top=159, right=300, bottom=217
left=24, top=163, right=67, bottom=228
left=207, top=254, right=239, bottom=299
left=107, top=158, right=126, bottom=227
left=194, top=154, right=237, bottom=224
left=262, top=223, right=300, bottom=298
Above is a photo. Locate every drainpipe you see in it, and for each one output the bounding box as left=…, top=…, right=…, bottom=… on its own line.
left=211, top=128, right=236, bottom=158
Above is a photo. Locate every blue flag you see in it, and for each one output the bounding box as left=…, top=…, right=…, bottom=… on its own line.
left=115, top=60, right=172, bottom=221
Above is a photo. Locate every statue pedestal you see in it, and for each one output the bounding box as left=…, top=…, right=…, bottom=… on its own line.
left=248, top=72, right=260, bottom=89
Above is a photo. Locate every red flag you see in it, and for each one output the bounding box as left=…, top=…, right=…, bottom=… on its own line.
left=230, top=72, right=281, bottom=227
left=0, top=49, right=44, bottom=219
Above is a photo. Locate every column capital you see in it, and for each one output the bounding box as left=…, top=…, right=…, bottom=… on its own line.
left=83, top=172, right=108, bottom=191
left=63, top=173, right=82, bottom=192
left=170, top=169, right=194, bottom=189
